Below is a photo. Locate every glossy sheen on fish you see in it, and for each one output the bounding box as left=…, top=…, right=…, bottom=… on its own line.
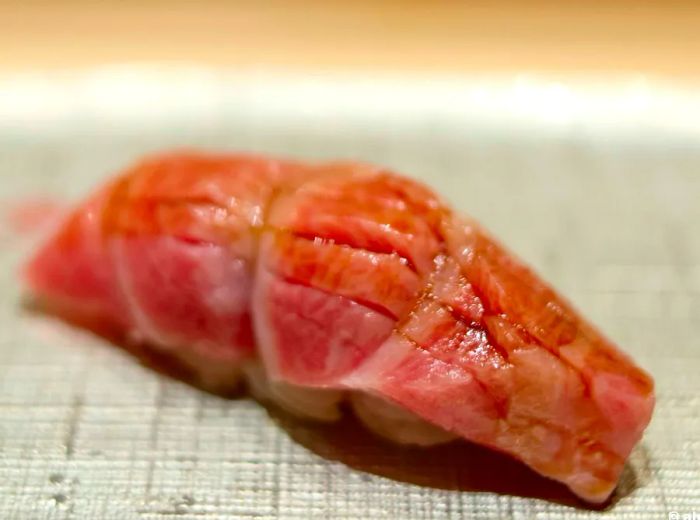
left=24, top=151, right=655, bottom=503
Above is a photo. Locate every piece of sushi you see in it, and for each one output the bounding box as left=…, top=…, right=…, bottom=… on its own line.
left=23, top=151, right=654, bottom=503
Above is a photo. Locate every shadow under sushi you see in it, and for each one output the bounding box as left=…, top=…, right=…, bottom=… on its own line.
left=263, top=401, right=641, bottom=511
left=25, top=299, right=644, bottom=511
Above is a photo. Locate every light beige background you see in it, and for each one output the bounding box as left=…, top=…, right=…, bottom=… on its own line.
left=2, top=1, right=700, bottom=78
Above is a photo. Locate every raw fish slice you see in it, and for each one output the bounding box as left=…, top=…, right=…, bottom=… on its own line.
left=23, top=182, right=129, bottom=330
left=254, top=171, right=654, bottom=503
left=24, top=151, right=654, bottom=503
left=25, top=152, right=290, bottom=390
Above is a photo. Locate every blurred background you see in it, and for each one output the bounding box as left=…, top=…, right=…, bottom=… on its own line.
left=2, top=0, right=700, bottom=76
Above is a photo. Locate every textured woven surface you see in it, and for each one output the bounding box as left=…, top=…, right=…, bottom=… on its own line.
left=0, top=72, right=699, bottom=519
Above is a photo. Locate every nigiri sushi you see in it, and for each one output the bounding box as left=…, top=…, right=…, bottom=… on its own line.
left=23, top=151, right=654, bottom=503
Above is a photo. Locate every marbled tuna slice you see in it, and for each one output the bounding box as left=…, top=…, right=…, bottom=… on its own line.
left=24, top=152, right=290, bottom=390
left=24, top=151, right=654, bottom=503
left=254, top=172, right=654, bottom=503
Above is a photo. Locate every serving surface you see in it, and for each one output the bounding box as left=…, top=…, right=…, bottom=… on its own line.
left=1, top=73, right=699, bottom=519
